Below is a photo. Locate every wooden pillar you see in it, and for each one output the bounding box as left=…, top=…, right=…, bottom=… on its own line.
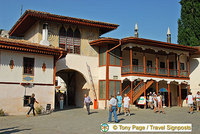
left=144, top=82, right=146, bottom=109
left=167, top=55, right=169, bottom=76
left=105, top=51, right=110, bottom=109
left=143, top=52, right=146, bottom=74
left=187, top=56, right=189, bottom=77
left=131, top=81, right=133, bottom=105
left=130, top=48, right=133, bottom=73
left=168, top=83, right=171, bottom=108
left=156, top=55, right=158, bottom=75
left=179, top=84, right=182, bottom=107
left=156, top=81, right=159, bottom=95
left=178, top=55, right=180, bottom=77
left=187, top=85, right=190, bottom=94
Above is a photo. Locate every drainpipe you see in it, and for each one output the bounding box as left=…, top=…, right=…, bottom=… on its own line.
left=105, top=40, right=122, bottom=109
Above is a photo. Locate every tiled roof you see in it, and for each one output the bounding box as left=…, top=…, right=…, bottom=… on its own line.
left=0, top=37, right=67, bottom=55
left=9, top=9, right=119, bottom=37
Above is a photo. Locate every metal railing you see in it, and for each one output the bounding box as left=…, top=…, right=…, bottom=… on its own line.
left=132, top=65, right=144, bottom=73
left=180, top=70, right=188, bottom=77
left=122, top=65, right=131, bottom=73
left=169, top=69, right=178, bottom=76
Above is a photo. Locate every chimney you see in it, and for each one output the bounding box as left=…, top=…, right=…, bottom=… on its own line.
left=134, top=23, right=138, bottom=38
left=40, top=23, right=50, bottom=46
left=167, top=27, right=171, bottom=43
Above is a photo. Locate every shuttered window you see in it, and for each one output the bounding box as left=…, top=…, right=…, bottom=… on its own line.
left=99, top=47, right=107, bottom=66
left=109, top=81, right=121, bottom=99
left=99, top=81, right=106, bottom=99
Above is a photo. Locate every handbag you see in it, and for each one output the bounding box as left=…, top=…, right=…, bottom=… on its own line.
left=89, top=101, right=93, bottom=105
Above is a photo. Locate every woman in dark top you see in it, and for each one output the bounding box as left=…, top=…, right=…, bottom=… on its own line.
left=27, top=93, right=39, bottom=117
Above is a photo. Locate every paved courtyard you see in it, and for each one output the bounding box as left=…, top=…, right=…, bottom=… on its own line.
left=0, top=107, right=199, bottom=134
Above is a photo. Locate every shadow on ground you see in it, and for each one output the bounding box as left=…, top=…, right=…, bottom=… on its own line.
left=0, top=126, right=31, bottom=134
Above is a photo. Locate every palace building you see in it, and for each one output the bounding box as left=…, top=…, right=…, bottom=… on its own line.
left=0, top=9, right=200, bottom=115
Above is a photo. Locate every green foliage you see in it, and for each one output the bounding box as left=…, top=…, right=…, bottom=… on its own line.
left=178, top=0, right=200, bottom=46
left=35, top=106, right=43, bottom=115
left=0, top=109, right=5, bottom=116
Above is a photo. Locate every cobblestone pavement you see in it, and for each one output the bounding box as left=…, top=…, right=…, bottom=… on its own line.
left=0, top=107, right=199, bottom=134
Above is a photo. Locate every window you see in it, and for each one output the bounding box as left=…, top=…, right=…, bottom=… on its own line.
left=109, top=81, right=121, bottom=99
left=180, top=63, right=185, bottom=70
left=59, top=27, right=81, bottom=54
left=99, top=47, right=107, bottom=66
left=73, top=28, right=81, bottom=54
left=99, top=81, right=106, bottom=99
left=169, top=62, right=174, bottom=69
left=23, top=57, right=34, bottom=75
left=132, top=59, right=138, bottom=66
left=59, top=26, right=67, bottom=50
left=24, top=95, right=31, bottom=107
left=147, top=60, right=152, bottom=67
left=109, top=47, right=120, bottom=66
left=160, top=62, right=165, bottom=68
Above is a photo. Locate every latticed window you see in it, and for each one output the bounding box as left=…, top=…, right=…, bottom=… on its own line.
left=109, top=81, right=121, bottom=99
left=109, top=47, right=121, bottom=66
left=59, top=26, right=66, bottom=50
left=99, top=47, right=107, bottom=66
left=73, top=28, right=81, bottom=54
left=99, top=81, right=106, bottom=99
left=66, top=27, right=74, bottom=53
left=59, top=26, right=81, bottom=54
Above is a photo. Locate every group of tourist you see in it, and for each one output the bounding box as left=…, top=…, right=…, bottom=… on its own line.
left=186, top=91, right=200, bottom=114
left=146, top=92, right=165, bottom=114
left=108, top=92, right=131, bottom=123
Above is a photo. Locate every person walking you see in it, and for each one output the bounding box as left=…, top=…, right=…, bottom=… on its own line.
left=116, top=92, right=122, bottom=115
left=84, top=94, right=91, bottom=115
left=157, top=93, right=165, bottom=114
left=108, top=95, right=118, bottom=123
left=123, top=94, right=131, bottom=116
left=195, top=91, right=200, bottom=112
left=149, top=92, right=153, bottom=109
left=153, top=94, right=158, bottom=113
left=27, top=93, right=39, bottom=117
left=186, top=92, right=194, bottom=114
left=60, top=93, right=64, bottom=110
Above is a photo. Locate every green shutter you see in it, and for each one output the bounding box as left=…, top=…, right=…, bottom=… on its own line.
left=115, top=81, right=121, bottom=96
left=100, top=81, right=106, bottom=99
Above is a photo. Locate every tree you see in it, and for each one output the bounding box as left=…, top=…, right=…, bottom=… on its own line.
left=178, top=0, right=200, bottom=46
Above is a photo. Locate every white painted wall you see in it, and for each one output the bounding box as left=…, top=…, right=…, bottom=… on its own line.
left=0, top=50, right=54, bottom=84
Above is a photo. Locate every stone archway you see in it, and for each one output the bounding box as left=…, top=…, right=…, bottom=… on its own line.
left=56, top=69, right=88, bottom=108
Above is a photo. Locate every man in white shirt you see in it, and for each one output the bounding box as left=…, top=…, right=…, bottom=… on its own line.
left=123, top=94, right=131, bottom=116
left=149, top=92, right=153, bottom=109
left=195, top=91, right=200, bottom=112
left=186, top=92, right=194, bottom=114
left=108, top=95, right=118, bottom=123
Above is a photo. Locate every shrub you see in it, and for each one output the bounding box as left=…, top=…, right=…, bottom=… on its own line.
left=0, top=109, right=5, bottom=116
left=35, top=106, right=43, bottom=115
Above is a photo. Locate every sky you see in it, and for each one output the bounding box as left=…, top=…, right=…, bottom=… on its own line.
left=0, top=0, right=181, bottom=44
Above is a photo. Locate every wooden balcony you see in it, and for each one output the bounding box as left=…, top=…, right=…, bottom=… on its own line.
left=122, top=65, right=189, bottom=78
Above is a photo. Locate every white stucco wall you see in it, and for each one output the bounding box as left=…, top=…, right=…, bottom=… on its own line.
left=190, top=55, right=200, bottom=95
left=0, top=50, right=54, bottom=84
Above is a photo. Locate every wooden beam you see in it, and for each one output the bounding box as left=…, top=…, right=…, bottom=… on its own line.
left=130, top=48, right=133, bottom=73
left=187, top=56, right=190, bottom=77
left=144, top=82, right=146, bottom=109
left=167, top=55, right=169, bottom=76
left=156, top=54, right=158, bottom=75
left=143, top=52, right=146, bottom=74
left=156, top=81, right=159, bottom=95
left=178, top=55, right=180, bottom=77
left=187, top=85, right=190, bottom=94
left=131, top=81, right=133, bottom=105
left=168, top=83, right=171, bottom=108
left=179, top=84, right=182, bottom=107
left=105, top=51, right=110, bottom=109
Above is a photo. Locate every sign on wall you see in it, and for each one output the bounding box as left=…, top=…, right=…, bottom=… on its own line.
left=137, top=96, right=146, bottom=105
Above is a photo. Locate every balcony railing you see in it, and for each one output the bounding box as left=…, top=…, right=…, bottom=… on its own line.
left=122, top=65, right=189, bottom=78
left=146, top=67, right=156, bottom=74
left=158, top=68, right=168, bottom=75
left=132, top=65, right=144, bottom=73
left=169, top=69, right=178, bottom=76
left=180, top=70, right=188, bottom=77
